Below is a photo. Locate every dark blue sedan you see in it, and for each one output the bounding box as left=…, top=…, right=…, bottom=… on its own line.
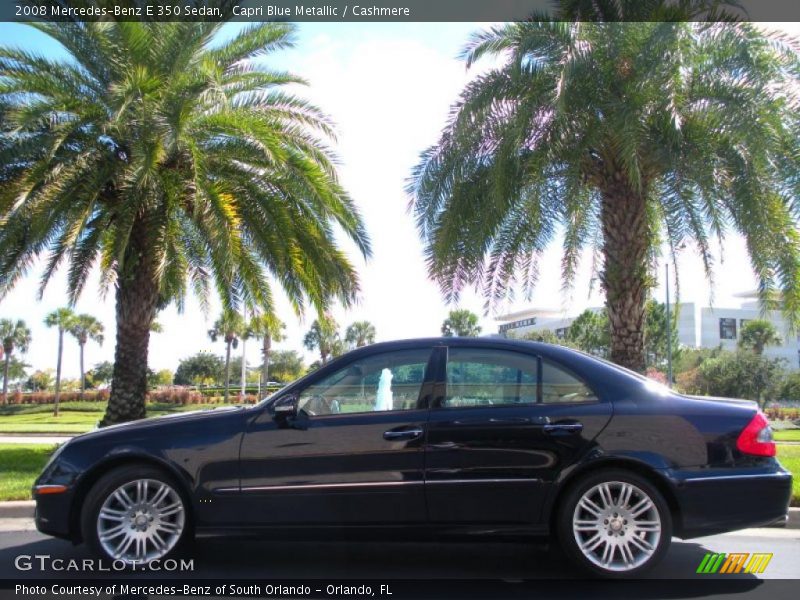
left=32, top=338, right=792, bottom=577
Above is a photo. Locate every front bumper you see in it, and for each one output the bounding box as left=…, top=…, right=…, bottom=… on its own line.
left=33, top=487, right=75, bottom=540
left=669, top=466, right=792, bottom=538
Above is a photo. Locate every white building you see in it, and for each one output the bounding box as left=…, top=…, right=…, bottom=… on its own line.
left=496, top=291, right=800, bottom=370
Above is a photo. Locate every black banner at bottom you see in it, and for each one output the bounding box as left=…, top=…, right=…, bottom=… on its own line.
left=1, top=579, right=800, bottom=600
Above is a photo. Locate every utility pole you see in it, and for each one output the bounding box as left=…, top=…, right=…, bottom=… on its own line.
left=241, top=306, right=247, bottom=400
left=665, top=263, right=673, bottom=388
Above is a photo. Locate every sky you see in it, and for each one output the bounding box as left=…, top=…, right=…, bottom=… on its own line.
left=0, top=21, right=797, bottom=380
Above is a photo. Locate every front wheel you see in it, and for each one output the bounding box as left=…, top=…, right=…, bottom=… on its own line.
left=557, top=470, right=672, bottom=577
left=81, top=465, right=190, bottom=565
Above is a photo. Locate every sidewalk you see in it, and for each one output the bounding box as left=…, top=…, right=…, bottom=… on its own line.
left=0, top=434, right=74, bottom=444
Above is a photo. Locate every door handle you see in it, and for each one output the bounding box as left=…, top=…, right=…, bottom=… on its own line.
left=383, top=427, right=423, bottom=441
left=543, top=422, right=584, bottom=435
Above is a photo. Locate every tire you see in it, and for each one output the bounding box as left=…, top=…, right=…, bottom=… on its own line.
left=556, top=469, right=672, bottom=578
left=81, top=464, right=191, bottom=566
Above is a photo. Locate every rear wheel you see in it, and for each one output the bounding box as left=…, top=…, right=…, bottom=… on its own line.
left=81, top=465, right=190, bottom=565
left=557, top=470, right=672, bottom=577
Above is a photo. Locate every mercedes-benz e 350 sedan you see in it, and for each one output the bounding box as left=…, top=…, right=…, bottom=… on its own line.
left=33, top=338, right=792, bottom=577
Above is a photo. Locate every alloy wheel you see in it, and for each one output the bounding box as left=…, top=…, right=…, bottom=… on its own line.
left=571, top=480, right=662, bottom=572
left=96, top=478, right=185, bottom=564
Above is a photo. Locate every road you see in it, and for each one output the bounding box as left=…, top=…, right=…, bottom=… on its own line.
left=0, top=524, right=798, bottom=580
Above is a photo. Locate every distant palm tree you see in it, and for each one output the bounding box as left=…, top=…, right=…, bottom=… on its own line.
left=345, top=321, right=376, bottom=348
left=68, top=314, right=105, bottom=399
left=303, top=317, right=341, bottom=365
left=739, top=319, right=783, bottom=356
left=0, top=15, right=370, bottom=425
left=45, top=308, right=76, bottom=416
left=409, top=12, right=800, bottom=372
left=441, top=309, right=482, bottom=337
left=0, top=319, right=31, bottom=404
left=247, top=312, right=286, bottom=389
left=208, top=312, right=245, bottom=403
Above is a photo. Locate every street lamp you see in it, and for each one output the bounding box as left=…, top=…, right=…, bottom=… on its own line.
left=665, top=263, right=673, bottom=388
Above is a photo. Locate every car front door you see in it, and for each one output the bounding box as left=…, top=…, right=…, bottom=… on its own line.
left=235, top=346, right=435, bottom=525
left=424, top=345, right=613, bottom=526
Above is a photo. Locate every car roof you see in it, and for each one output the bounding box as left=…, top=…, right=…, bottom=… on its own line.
left=340, top=336, right=595, bottom=365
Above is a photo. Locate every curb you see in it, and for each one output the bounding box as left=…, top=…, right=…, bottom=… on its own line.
left=0, top=501, right=798, bottom=527
left=0, top=501, right=34, bottom=518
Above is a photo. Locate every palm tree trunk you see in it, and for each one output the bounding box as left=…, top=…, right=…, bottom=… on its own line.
left=79, top=342, right=86, bottom=401
left=600, top=175, right=650, bottom=373
left=224, top=340, right=232, bottom=404
left=101, top=220, right=159, bottom=426
left=2, top=355, right=9, bottom=405
left=53, top=329, right=63, bottom=417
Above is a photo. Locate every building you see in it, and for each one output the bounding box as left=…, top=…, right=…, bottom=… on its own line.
left=496, top=291, right=800, bottom=370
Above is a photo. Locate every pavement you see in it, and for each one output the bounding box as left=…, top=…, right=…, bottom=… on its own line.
left=0, top=523, right=797, bottom=579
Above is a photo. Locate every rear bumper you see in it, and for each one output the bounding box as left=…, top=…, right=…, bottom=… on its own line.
left=668, top=467, right=792, bottom=538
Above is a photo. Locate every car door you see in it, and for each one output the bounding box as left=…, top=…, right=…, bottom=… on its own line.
left=236, top=345, right=436, bottom=525
left=424, top=345, right=612, bottom=525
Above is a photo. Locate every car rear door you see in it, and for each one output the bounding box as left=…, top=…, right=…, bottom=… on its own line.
left=424, top=344, right=613, bottom=525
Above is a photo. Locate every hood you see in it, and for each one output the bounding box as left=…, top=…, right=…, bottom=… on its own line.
left=71, top=405, right=245, bottom=441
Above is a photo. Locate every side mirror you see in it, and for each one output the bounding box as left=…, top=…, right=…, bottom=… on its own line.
left=272, top=397, right=298, bottom=420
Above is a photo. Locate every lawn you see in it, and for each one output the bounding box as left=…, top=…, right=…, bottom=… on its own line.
left=0, top=402, right=242, bottom=433
left=774, top=429, right=800, bottom=442
left=777, top=445, right=800, bottom=507
left=0, top=443, right=56, bottom=501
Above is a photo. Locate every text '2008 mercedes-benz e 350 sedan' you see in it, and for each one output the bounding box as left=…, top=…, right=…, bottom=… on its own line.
left=33, top=338, right=792, bottom=577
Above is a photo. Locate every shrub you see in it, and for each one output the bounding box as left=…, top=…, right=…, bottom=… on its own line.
left=776, top=371, right=800, bottom=403
left=645, top=368, right=667, bottom=385
left=676, top=367, right=703, bottom=395
left=693, top=351, right=784, bottom=407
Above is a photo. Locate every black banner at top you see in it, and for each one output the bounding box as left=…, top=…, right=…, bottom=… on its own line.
left=3, top=0, right=800, bottom=23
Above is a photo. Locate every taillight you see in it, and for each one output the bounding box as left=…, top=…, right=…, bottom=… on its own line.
left=736, top=412, right=776, bottom=457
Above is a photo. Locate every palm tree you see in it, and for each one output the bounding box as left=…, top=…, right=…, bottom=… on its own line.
left=441, top=309, right=482, bottom=337
left=739, top=319, right=783, bottom=356
left=68, top=314, right=105, bottom=399
left=303, top=317, right=341, bottom=365
left=0, top=319, right=31, bottom=404
left=0, top=13, right=370, bottom=425
left=409, top=11, right=800, bottom=372
left=247, top=312, right=286, bottom=388
left=345, top=321, right=376, bottom=348
left=44, top=308, right=76, bottom=416
left=208, top=311, right=245, bottom=404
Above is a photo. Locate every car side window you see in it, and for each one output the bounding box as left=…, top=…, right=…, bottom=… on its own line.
left=541, top=361, right=598, bottom=403
left=296, top=349, right=431, bottom=416
left=443, top=348, right=538, bottom=408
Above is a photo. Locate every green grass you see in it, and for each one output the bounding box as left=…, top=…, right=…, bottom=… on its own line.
left=0, top=412, right=101, bottom=433
left=777, top=445, right=800, bottom=507
left=0, top=443, right=57, bottom=501
left=774, top=429, right=800, bottom=442
left=0, top=402, right=245, bottom=433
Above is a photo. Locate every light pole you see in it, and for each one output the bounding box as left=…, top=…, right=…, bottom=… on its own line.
left=665, top=263, right=673, bottom=388
left=241, top=306, right=247, bottom=400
